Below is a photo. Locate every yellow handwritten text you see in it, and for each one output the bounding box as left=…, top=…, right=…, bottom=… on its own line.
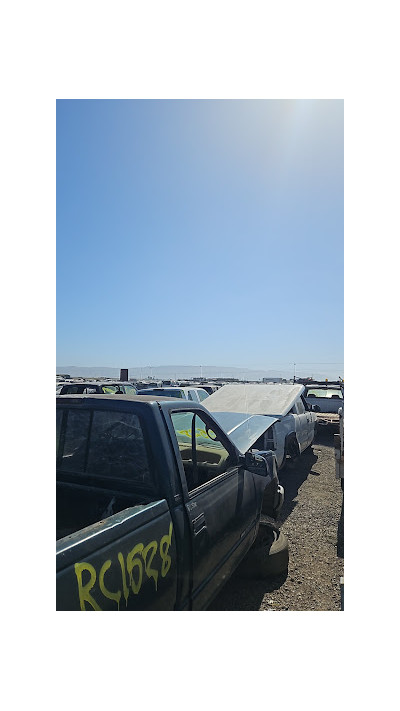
left=74, top=522, right=174, bottom=611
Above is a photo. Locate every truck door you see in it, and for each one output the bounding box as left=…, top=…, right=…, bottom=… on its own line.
left=168, top=409, right=258, bottom=610
left=295, top=396, right=311, bottom=450
left=302, top=394, right=316, bottom=445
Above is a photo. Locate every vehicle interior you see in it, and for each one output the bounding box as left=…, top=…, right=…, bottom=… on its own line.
left=177, top=443, right=231, bottom=490
left=171, top=412, right=233, bottom=491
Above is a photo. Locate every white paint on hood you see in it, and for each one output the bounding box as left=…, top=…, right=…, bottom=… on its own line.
left=204, top=383, right=305, bottom=417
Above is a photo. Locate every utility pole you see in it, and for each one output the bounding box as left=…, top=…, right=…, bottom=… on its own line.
left=293, top=363, right=296, bottom=382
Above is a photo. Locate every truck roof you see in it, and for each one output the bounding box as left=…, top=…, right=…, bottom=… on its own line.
left=56, top=394, right=184, bottom=403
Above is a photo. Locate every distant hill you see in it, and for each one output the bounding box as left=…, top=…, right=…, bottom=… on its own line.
left=56, top=364, right=333, bottom=381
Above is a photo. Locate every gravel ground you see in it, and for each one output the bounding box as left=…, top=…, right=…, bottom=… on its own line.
left=208, top=426, right=344, bottom=611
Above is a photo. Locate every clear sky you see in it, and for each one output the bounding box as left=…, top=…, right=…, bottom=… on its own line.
left=57, top=99, right=343, bottom=379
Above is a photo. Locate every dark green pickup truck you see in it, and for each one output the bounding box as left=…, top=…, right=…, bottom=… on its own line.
left=56, top=394, right=287, bottom=610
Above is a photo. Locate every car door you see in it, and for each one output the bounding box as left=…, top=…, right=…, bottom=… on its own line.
left=301, top=394, right=316, bottom=446
left=294, top=397, right=309, bottom=452
left=167, top=408, right=259, bottom=610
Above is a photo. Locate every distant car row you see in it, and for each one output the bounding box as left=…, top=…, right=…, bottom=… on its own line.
left=56, top=381, right=210, bottom=403
left=56, top=381, right=138, bottom=396
left=137, top=386, right=209, bottom=403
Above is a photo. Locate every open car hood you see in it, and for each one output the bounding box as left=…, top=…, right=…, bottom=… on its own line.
left=204, top=383, right=305, bottom=417
left=212, top=411, right=280, bottom=454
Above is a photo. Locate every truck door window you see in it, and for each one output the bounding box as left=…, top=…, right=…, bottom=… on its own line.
left=170, top=411, right=234, bottom=493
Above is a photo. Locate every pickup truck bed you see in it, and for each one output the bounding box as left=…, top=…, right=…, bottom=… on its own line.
left=57, top=498, right=177, bottom=611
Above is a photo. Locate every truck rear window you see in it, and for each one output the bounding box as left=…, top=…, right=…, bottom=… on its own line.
left=57, top=408, right=152, bottom=486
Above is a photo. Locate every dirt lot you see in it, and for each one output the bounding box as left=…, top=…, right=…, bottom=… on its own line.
left=208, top=426, right=344, bottom=611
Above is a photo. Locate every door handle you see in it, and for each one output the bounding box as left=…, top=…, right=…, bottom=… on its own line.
left=192, top=512, right=207, bottom=536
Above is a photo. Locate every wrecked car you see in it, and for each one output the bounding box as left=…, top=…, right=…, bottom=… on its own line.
left=203, top=383, right=316, bottom=470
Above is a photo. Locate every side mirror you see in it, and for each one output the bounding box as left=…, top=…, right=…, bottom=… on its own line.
left=241, top=451, right=268, bottom=476
left=205, top=426, right=218, bottom=441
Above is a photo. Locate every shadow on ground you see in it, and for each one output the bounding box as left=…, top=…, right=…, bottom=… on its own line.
left=276, top=427, right=337, bottom=525
left=277, top=449, right=318, bottom=524
left=314, top=424, right=337, bottom=445
left=208, top=570, right=288, bottom=611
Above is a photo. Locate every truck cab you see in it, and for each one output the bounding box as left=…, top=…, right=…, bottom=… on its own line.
left=56, top=394, right=284, bottom=610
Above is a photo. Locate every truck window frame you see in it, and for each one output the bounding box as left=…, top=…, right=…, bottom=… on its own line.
left=56, top=401, right=158, bottom=497
left=167, top=406, right=239, bottom=497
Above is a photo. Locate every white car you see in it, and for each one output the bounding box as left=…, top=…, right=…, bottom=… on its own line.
left=137, top=385, right=209, bottom=404
left=203, top=383, right=316, bottom=470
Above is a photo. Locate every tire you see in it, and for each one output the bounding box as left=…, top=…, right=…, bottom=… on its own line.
left=237, top=527, right=289, bottom=579
left=285, top=433, right=300, bottom=461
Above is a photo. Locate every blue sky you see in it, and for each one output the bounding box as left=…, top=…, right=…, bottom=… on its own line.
left=57, top=99, right=343, bottom=379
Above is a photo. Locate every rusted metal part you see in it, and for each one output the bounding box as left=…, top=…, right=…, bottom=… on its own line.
left=316, top=412, right=340, bottom=426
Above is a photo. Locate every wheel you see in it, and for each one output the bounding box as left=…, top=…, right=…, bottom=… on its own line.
left=285, top=433, right=300, bottom=461
left=237, top=527, right=289, bottom=579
